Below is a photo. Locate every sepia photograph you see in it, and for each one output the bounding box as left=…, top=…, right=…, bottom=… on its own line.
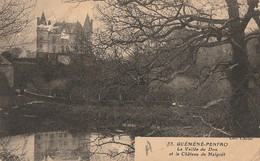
left=0, top=0, right=259, bottom=160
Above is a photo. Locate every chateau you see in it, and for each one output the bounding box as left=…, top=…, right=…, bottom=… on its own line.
left=36, top=12, right=93, bottom=64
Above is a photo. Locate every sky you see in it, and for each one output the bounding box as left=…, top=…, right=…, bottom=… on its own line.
left=33, top=0, right=96, bottom=26
left=17, top=0, right=259, bottom=51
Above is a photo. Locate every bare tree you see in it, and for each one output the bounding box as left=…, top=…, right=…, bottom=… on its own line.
left=65, top=0, right=260, bottom=136
left=0, top=0, right=36, bottom=51
left=0, top=135, right=29, bottom=161
left=88, top=133, right=134, bottom=160
left=96, top=0, right=260, bottom=136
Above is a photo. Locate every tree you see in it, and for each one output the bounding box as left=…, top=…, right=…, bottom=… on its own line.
left=66, top=0, right=260, bottom=136
left=1, top=47, right=23, bottom=61
left=0, top=0, right=36, bottom=51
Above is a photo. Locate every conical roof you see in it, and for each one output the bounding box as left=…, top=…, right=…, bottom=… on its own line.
left=83, top=15, right=90, bottom=29
left=41, top=12, right=47, bottom=25
left=83, top=14, right=92, bottom=32
left=41, top=12, right=46, bottom=21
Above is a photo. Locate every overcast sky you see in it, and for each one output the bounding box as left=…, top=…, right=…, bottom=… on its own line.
left=21, top=0, right=258, bottom=51
left=33, top=0, right=96, bottom=25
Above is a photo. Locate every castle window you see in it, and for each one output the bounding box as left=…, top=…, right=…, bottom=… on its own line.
left=52, top=37, right=56, bottom=43
left=50, top=140, right=54, bottom=146
left=256, top=44, right=259, bottom=52
left=36, top=135, right=41, bottom=139
left=39, top=36, right=43, bottom=41
left=66, top=45, right=70, bottom=53
left=36, top=143, right=41, bottom=149
left=75, top=46, right=78, bottom=52
left=38, top=44, right=43, bottom=49
left=52, top=46, right=56, bottom=53
left=61, top=45, right=65, bottom=53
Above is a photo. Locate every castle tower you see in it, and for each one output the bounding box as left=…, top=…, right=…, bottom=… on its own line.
left=37, top=12, right=47, bottom=26
left=36, top=12, right=49, bottom=59
left=83, top=14, right=93, bottom=34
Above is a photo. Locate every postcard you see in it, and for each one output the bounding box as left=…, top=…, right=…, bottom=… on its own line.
left=0, top=0, right=259, bottom=160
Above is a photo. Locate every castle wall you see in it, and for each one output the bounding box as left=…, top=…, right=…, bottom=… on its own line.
left=47, top=33, right=71, bottom=54
left=36, top=13, right=92, bottom=63
left=37, top=29, right=74, bottom=57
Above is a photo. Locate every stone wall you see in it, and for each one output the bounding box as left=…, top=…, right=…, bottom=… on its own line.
left=0, top=65, right=14, bottom=87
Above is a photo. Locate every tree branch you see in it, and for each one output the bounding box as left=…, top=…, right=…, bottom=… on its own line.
left=193, top=115, right=232, bottom=136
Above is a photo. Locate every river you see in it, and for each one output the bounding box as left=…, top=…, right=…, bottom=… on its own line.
left=0, top=131, right=134, bottom=161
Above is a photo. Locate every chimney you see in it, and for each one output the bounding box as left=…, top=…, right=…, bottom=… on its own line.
left=37, top=17, right=41, bottom=25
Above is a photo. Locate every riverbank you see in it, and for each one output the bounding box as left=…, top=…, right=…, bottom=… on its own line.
left=0, top=94, right=237, bottom=138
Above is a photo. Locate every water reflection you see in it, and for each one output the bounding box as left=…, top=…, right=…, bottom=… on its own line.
left=34, top=132, right=91, bottom=161
left=0, top=131, right=134, bottom=161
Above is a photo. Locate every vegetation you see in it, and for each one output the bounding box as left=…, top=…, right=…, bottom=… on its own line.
left=73, top=0, right=259, bottom=136
left=0, top=94, right=235, bottom=138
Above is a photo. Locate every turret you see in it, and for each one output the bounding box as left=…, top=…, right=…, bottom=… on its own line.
left=37, top=17, right=41, bottom=25
left=37, top=12, right=47, bottom=26
left=41, top=12, right=47, bottom=25
left=83, top=14, right=93, bottom=34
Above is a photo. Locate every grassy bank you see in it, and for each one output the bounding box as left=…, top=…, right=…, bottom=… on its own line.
left=0, top=94, right=239, bottom=138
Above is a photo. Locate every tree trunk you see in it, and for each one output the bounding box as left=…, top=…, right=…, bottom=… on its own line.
left=225, top=0, right=259, bottom=137
left=229, top=25, right=258, bottom=137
